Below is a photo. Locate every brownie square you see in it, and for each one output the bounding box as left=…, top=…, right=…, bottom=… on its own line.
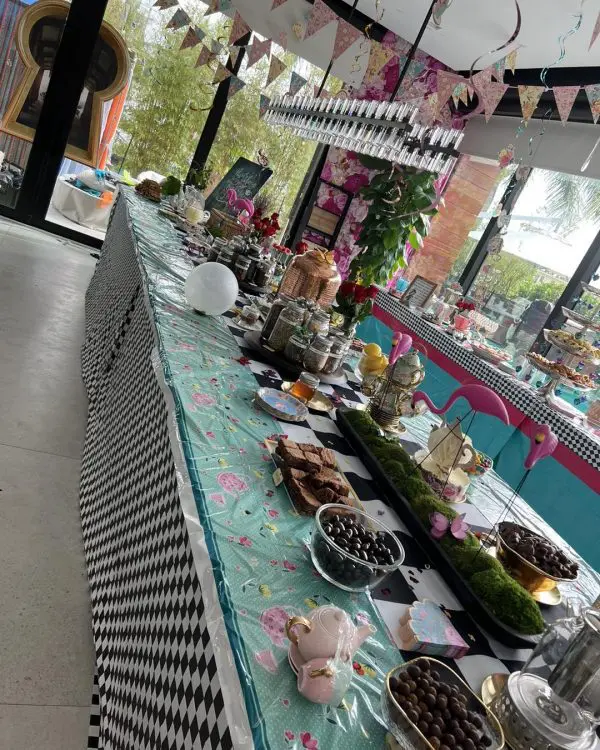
left=284, top=467, right=308, bottom=482
left=319, top=448, right=337, bottom=469
left=302, top=452, right=323, bottom=473
left=280, top=447, right=307, bottom=469
left=315, top=487, right=337, bottom=504
left=277, top=438, right=299, bottom=453
left=287, top=477, right=321, bottom=515
left=310, top=468, right=349, bottom=496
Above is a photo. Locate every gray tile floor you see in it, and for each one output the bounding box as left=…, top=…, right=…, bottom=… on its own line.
left=0, top=218, right=96, bottom=748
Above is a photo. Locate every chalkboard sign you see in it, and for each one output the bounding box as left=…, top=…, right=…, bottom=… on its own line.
left=205, top=157, right=273, bottom=213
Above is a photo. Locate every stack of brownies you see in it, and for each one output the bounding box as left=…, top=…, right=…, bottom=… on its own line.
left=275, top=438, right=352, bottom=514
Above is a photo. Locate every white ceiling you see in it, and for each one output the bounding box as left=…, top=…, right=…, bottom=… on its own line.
left=356, top=0, right=600, bottom=70
left=232, top=0, right=600, bottom=83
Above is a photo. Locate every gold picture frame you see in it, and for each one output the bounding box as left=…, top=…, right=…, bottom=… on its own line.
left=0, top=0, right=130, bottom=167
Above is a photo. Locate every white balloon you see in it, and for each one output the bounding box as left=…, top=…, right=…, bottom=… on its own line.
left=184, top=262, right=239, bottom=316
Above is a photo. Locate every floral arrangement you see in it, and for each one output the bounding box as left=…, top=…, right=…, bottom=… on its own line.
left=335, top=280, right=379, bottom=332
left=250, top=211, right=281, bottom=242
left=295, top=241, right=309, bottom=255
left=456, top=299, right=476, bottom=313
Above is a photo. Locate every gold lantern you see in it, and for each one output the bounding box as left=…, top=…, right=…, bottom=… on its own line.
left=368, top=351, right=426, bottom=432
left=278, top=249, right=341, bottom=307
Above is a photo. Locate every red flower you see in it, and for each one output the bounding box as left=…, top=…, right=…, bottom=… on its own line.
left=354, top=285, right=370, bottom=304
left=235, top=356, right=251, bottom=366
left=339, top=280, right=356, bottom=298
left=367, top=285, right=379, bottom=300
left=295, top=241, right=309, bottom=255
left=271, top=212, right=280, bottom=220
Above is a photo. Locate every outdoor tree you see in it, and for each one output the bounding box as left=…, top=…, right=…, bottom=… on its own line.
left=104, top=0, right=317, bottom=224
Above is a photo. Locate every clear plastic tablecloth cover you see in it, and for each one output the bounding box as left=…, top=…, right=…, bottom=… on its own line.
left=122, top=190, right=599, bottom=750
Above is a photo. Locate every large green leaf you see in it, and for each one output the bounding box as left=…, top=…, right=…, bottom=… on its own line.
left=356, top=154, right=392, bottom=171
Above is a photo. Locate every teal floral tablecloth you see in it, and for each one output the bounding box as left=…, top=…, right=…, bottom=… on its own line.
left=125, top=191, right=401, bottom=750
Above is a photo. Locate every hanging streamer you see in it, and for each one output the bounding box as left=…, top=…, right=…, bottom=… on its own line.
left=540, top=3, right=584, bottom=89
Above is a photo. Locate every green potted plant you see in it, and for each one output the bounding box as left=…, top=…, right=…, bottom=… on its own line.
left=349, top=157, right=440, bottom=287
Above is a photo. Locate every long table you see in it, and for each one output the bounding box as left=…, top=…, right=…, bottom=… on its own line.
left=82, top=189, right=600, bottom=749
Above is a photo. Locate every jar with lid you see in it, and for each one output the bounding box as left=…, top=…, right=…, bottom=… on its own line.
left=268, top=303, right=304, bottom=352
left=233, top=255, right=252, bottom=283
left=284, top=333, right=309, bottom=364
left=307, top=309, right=330, bottom=337
left=246, top=246, right=262, bottom=284
left=321, top=350, right=342, bottom=375
left=254, top=258, right=275, bottom=289
left=303, top=335, right=333, bottom=373
left=260, top=294, right=292, bottom=344
left=208, top=237, right=226, bottom=262
left=217, top=246, right=235, bottom=268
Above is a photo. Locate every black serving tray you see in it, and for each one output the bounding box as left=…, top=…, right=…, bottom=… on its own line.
left=335, top=407, right=539, bottom=648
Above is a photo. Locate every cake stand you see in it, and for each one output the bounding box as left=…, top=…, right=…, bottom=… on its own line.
left=561, top=306, right=600, bottom=335
left=525, top=353, right=596, bottom=417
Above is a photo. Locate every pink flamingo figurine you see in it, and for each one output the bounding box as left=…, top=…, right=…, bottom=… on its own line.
left=523, top=420, right=558, bottom=469
left=389, top=332, right=413, bottom=366
left=412, top=383, right=509, bottom=425
left=226, top=188, right=255, bottom=225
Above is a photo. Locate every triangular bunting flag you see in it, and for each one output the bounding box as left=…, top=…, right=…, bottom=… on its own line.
left=366, top=41, right=396, bottom=78
left=271, top=0, right=289, bottom=8
left=506, top=49, right=518, bottom=74
left=437, top=70, right=466, bottom=107
left=590, top=10, right=600, bottom=50
left=305, top=0, right=338, bottom=40
left=246, top=38, right=271, bottom=68
left=455, top=82, right=469, bottom=105
left=195, top=45, right=216, bottom=67
left=228, top=46, right=241, bottom=67
left=266, top=55, right=287, bottom=86
left=478, top=81, right=509, bottom=121
left=229, top=11, right=251, bottom=45
left=418, top=93, right=438, bottom=126
left=205, top=0, right=232, bottom=15
left=228, top=75, right=245, bottom=99
left=554, top=86, right=580, bottom=125
left=288, top=70, right=308, bottom=96
left=166, top=8, right=191, bottom=30
left=332, top=18, right=362, bottom=60
left=585, top=84, right=600, bottom=123
left=259, top=93, right=271, bottom=118
left=180, top=26, right=205, bottom=50
left=154, top=0, right=178, bottom=9
left=208, top=38, right=224, bottom=55
left=518, top=85, right=545, bottom=122
left=492, top=56, right=506, bottom=83
left=213, top=61, right=232, bottom=84
left=472, top=66, right=493, bottom=92
left=277, top=31, right=287, bottom=49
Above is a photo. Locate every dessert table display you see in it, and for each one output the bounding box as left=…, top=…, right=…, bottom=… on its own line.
left=370, top=295, right=600, bottom=569
left=82, top=189, right=600, bottom=750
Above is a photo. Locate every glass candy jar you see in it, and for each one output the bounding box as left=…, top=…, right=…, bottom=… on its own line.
left=268, top=303, right=304, bottom=352
left=233, top=255, right=251, bottom=283
left=307, top=309, right=330, bottom=337
left=303, top=335, right=333, bottom=373
left=260, top=294, right=292, bottom=344
left=284, top=333, right=309, bottom=364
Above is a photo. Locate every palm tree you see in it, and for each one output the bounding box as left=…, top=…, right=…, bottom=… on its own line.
left=542, top=170, right=600, bottom=231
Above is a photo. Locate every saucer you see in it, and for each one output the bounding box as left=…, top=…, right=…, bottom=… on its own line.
left=288, top=642, right=304, bottom=675
left=254, top=388, right=309, bottom=422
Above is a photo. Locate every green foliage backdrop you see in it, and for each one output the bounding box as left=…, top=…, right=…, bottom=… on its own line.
left=104, top=0, right=318, bottom=222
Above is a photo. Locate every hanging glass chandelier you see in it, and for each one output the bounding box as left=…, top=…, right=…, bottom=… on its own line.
left=263, top=94, right=465, bottom=175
